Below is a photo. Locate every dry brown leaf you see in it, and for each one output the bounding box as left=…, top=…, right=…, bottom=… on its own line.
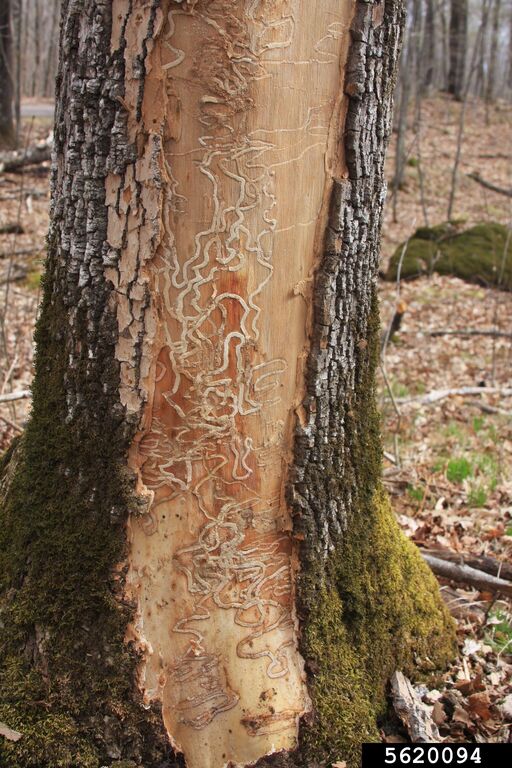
left=467, top=692, right=492, bottom=721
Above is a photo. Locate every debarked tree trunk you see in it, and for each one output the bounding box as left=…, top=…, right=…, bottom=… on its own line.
left=0, top=2, right=455, bottom=768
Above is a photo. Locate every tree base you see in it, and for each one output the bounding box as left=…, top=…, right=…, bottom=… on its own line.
left=298, top=489, right=456, bottom=767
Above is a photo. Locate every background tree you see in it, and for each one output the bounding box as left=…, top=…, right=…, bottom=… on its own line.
left=448, top=0, right=468, bottom=99
left=0, top=0, right=15, bottom=149
left=0, top=3, right=454, bottom=768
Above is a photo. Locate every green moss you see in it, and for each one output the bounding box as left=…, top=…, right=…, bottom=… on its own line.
left=300, top=490, right=455, bottom=767
left=0, top=705, right=98, bottom=768
left=386, top=222, right=512, bottom=289
left=0, top=245, right=169, bottom=764
left=298, top=291, right=456, bottom=767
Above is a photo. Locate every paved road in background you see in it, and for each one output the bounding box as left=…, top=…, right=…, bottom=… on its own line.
left=20, top=102, right=55, bottom=119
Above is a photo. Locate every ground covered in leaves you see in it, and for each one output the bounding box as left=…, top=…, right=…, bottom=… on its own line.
left=0, top=98, right=511, bottom=749
left=379, top=93, right=512, bottom=744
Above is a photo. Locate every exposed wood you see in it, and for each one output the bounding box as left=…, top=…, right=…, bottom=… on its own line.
left=391, top=671, right=441, bottom=743
left=0, top=140, right=51, bottom=173
left=119, top=3, right=354, bottom=766
left=467, top=171, right=512, bottom=198
left=421, top=552, right=512, bottom=598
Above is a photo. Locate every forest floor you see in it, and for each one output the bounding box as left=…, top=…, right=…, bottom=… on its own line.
left=0, top=96, right=511, bottom=745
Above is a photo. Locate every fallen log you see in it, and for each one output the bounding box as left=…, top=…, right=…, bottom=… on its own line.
left=421, top=552, right=512, bottom=598
left=0, top=141, right=51, bottom=173
left=426, top=550, right=512, bottom=582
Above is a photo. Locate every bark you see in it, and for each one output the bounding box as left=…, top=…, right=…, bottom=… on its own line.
left=0, top=2, right=455, bottom=768
left=447, top=0, right=468, bottom=99
left=0, top=0, right=15, bottom=149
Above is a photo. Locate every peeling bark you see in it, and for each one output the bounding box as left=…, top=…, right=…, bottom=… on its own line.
left=110, top=3, right=354, bottom=766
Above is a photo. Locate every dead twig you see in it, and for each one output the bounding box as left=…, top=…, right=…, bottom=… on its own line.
left=467, top=172, right=512, bottom=198
left=428, top=329, right=512, bottom=339
left=0, top=413, right=23, bottom=433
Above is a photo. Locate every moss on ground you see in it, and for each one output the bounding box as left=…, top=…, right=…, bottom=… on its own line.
left=298, top=291, right=456, bottom=767
left=385, top=222, right=512, bottom=289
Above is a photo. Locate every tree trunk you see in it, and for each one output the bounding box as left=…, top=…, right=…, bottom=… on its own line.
left=421, top=0, right=435, bottom=90
left=447, top=0, right=468, bottom=99
left=0, top=0, right=15, bottom=149
left=0, top=2, right=455, bottom=768
left=486, top=0, right=501, bottom=104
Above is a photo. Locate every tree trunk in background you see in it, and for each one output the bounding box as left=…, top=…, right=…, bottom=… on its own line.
left=0, top=3, right=455, bottom=768
left=421, top=0, right=435, bottom=89
left=448, top=0, right=468, bottom=99
left=43, top=1, right=60, bottom=98
left=0, top=0, right=15, bottom=149
left=486, top=0, right=501, bottom=103
left=440, top=0, right=450, bottom=90
left=509, top=2, right=512, bottom=90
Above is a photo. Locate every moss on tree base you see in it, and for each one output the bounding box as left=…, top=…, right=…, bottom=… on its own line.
left=385, top=222, right=512, bottom=289
left=300, top=489, right=456, bottom=767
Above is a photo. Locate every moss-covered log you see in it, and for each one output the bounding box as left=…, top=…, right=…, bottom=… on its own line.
left=385, top=222, right=512, bottom=289
left=0, top=2, right=455, bottom=768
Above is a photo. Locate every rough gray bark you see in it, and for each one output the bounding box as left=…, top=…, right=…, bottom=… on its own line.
left=0, top=2, right=454, bottom=768
left=0, top=0, right=15, bottom=149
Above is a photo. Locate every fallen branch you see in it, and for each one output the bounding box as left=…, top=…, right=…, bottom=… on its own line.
left=0, top=389, right=31, bottom=403
left=0, top=141, right=52, bottom=173
left=0, top=247, right=42, bottom=259
left=421, top=552, right=512, bottom=598
left=0, top=265, right=29, bottom=285
left=394, top=386, right=512, bottom=405
left=467, top=400, right=512, bottom=416
left=0, top=223, right=24, bottom=235
left=467, top=172, right=512, bottom=198
left=426, top=550, right=512, bottom=582
left=429, top=329, right=512, bottom=340
left=439, top=586, right=487, bottom=624
left=391, top=671, right=440, bottom=743
left=0, top=189, right=47, bottom=201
